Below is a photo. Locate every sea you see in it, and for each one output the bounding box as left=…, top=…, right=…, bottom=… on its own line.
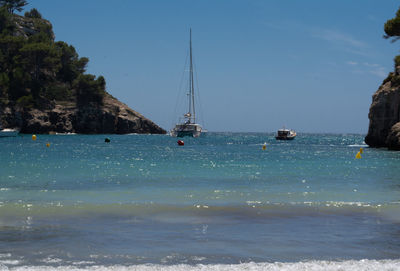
left=1, top=132, right=400, bottom=271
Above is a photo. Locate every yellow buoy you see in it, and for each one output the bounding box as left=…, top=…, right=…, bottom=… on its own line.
left=32, top=134, right=37, bottom=141
left=46, top=142, right=50, bottom=147
left=355, top=151, right=361, bottom=159
left=262, top=143, right=266, bottom=150
left=359, top=147, right=363, bottom=154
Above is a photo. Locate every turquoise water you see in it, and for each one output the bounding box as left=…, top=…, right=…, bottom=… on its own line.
left=1, top=133, right=400, bottom=270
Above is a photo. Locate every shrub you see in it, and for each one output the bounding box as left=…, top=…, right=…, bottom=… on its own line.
left=382, top=72, right=394, bottom=84
left=392, top=75, right=400, bottom=86
left=16, top=94, right=34, bottom=108
left=24, top=8, right=42, bottom=19
left=74, top=74, right=105, bottom=106
left=395, top=55, right=400, bottom=68
left=43, top=84, right=72, bottom=101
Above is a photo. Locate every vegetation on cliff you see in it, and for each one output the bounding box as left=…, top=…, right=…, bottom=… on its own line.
left=382, top=7, right=400, bottom=86
left=0, top=0, right=27, bottom=14
left=384, top=7, right=400, bottom=42
left=0, top=1, right=105, bottom=110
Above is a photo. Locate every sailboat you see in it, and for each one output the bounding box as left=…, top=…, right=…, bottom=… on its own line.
left=170, top=29, right=203, bottom=138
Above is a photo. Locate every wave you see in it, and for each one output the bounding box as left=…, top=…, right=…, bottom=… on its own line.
left=54, top=132, right=77, bottom=135
left=348, top=144, right=368, bottom=147
left=2, top=260, right=400, bottom=271
left=1, top=201, right=399, bottom=222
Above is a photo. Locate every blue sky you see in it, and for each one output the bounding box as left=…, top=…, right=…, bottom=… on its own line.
left=22, top=0, right=400, bottom=133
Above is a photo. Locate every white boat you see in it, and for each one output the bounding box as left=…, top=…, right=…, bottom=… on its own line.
left=275, top=128, right=296, bottom=140
left=170, top=29, right=203, bottom=138
left=0, top=127, right=19, bottom=137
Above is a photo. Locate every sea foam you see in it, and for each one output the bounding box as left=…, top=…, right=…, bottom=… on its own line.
left=2, top=260, right=400, bottom=271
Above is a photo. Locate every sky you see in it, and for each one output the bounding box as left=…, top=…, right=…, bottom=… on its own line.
left=20, top=0, right=400, bottom=133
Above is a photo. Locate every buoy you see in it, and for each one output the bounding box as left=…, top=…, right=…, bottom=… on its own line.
left=46, top=142, right=50, bottom=147
left=177, top=140, right=184, bottom=146
left=262, top=142, right=267, bottom=150
left=105, top=138, right=110, bottom=143
left=32, top=134, right=37, bottom=141
left=355, top=151, right=361, bottom=159
left=359, top=147, right=363, bottom=154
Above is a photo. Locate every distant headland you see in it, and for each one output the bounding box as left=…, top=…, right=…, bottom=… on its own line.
left=0, top=1, right=166, bottom=134
left=365, top=7, right=400, bottom=150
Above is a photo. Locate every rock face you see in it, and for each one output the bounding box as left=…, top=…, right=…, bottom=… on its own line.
left=386, top=122, right=400, bottom=150
left=365, top=67, right=400, bottom=150
left=13, top=15, right=55, bottom=40
left=0, top=94, right=166, bottom=134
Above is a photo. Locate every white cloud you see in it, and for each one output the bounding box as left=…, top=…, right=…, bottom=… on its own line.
left=366, top=64, right=386, bottom=78
left=369, top=69, right=386, bottom=78
left=264, top=20, right=368, bottom=52
left=312, top=29, right=367, bottom=49
left=346, top=62, right=387, bottom=78
left=346, top=61, right=358, bottom=66
left=363, top=62, right=380, bottom=68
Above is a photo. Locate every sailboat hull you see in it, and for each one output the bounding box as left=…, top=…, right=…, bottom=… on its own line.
left=170, top=123, right=202, bottom=138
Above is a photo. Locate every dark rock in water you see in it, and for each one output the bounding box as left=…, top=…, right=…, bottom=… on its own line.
left=365, top=67, right=400, bottom=150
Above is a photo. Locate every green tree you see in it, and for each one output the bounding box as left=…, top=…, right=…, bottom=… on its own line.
left=384, top=7, right=400, bottom=72
left=0, top=6, right=14, bottom=35
left=8, top=66, right=30, bottom=100
left=74, top=74, right=105, bottom=106
left=24, top=8, right=41, bottom=19
left=384, top=7, right=400, bottom=42
left=0, top=34, right=25, bottom=99
left=19, top=42, right=60, bottom=98
left=0, top=0, right=28, bottom=14
left=29, top=20, right=54, bottom=43
left=55, top=41, right=88, bottom=84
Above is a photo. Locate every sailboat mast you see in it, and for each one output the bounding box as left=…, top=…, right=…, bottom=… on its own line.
left=189, top=28, right=195, bottom=123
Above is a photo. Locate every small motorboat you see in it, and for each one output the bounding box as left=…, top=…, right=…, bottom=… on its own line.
left=0, top=127, right=19, bottom=137
left=275, top=128, right=296, bottom=140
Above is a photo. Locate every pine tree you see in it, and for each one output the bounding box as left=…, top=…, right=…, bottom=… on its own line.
left=384, top=7, right=400, bottom=42
left=0, top=0, right=28, bottom=14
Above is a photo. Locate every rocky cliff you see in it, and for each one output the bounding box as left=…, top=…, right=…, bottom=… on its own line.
left=0, top=9, right=166, bottom=135
left=365, top=66, right=400, bottom=150
left=0, top=93, right=166, bottom=134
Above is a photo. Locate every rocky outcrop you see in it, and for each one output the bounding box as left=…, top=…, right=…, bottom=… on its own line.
left=12, top=15, right=55, bottom=40
left=0, top=13, right=166, bottom=135
left=365, top=66, right=400, bottom=150
left=0, top=94, right=166, bottom=134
